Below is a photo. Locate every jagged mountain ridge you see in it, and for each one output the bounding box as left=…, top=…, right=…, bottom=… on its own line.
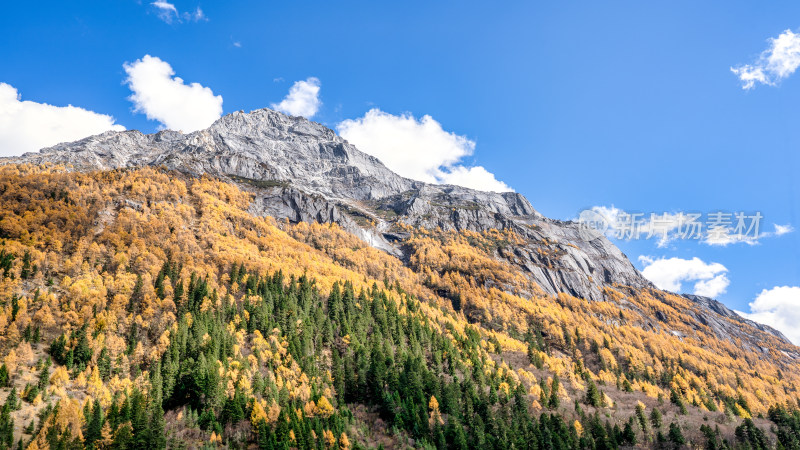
left=5, top=108, right=789, bottom=344
left=8, top=109, right=643, bottom=300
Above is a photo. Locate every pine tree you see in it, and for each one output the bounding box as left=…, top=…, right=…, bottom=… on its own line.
left=0, top=399, right=14, bottom=448
left=549, top=376, right=561, bottom=409
left=85, top=399, right=104, bottom=448
left=128, top=274, right=144, bottom=313
left=668, top=422, right=685, bottom=447
left=37, top=358, right=51, bottom=392
left=97, top=348, right=112, bottom=381
left=446, top=418, right=468, bottom=450
left=621, top=416, right=637, bottom=446
left=635, top=401, right=648, bottom=432
left=650, top=407, right=663, bottom=429
left=6, top=387, right=19, bottom=411
left=0, top=365, right=8, bottom=388
left=19, top=251, right=32, bottom=279
left=112, top=423, right=133, bottom=449
left=585, top=380, right=602, bottom=407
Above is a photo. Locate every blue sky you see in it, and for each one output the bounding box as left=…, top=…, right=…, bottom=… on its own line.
left=2, top=1, right=800, bottom=341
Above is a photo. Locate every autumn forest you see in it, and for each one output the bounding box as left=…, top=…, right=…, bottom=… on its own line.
left=0, top=164, right=798, bottom=449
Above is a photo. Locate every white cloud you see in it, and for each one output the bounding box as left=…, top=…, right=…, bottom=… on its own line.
left=581, top=206, right=687, bottom=247
left=271, top=78, right=321, bottom=118
left=0, top=82, right=124, bottom=156
left=737, top=286, right=800, bottom=345
left=337, top=109, right=512, bottom=192
left=151, top=1, right=178, bottom=23
left=704, top=222, right=794, bottom=246
left=638, top=256, right=730, bottom=298
left=771, top=223, right=794, bottom=236
left=703, top=228, right=759, bottom=246
left=759, top=223, right=794, bottom=237
left=732, top=29, right=800, bottom=89
left=583, top=205, right=625, bottom=231
left=338, top=109, right=471, bottom=183
left=693, top=274, right=731, bottom=298
left=437, top=165, right=512, bottom=192
left=150, top=2, right=207, bottom=23
left=189, top=7, right=207, bottom=21
left=124, top=55, right=223, bottom=132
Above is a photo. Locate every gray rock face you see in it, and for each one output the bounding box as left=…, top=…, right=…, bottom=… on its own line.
left=10, top=109, right=648, bottom=302
left=683, top=294, right=792, bottom=347
left=4, top=108, right=789, bottom=344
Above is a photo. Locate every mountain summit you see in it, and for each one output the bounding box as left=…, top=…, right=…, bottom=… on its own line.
left=13, top=108, right=646, bottom=301
left=0, top=108, right=798, bottom=448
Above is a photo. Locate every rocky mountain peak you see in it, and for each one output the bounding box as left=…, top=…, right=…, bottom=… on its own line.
left=4, top=107, right=790, bottom=345
left=4, top=109, right=643, bottom=301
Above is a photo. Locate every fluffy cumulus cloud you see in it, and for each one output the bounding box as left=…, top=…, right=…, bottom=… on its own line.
left=737, top=286, right=800, bottom=345
left=271, top=78, right=321, bottom=118
left=124, top=55, right=223, bottom=132
left=150, top=1, right=206, bottom=24
left=337, top=109, right=511, bottom=192
left=732, top=29, right=800, bottom=89
left=437, top=166, right=513, bottom=192
left=0, top=82, right=124, bottom=156
left=638, top=256, right=730, bottom=298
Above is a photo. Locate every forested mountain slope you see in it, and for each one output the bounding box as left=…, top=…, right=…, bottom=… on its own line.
left=0, top=111, right=797, bottom=448
left=12, top=108, right=648, bottom=303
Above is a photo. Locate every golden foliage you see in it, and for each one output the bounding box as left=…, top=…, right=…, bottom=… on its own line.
left=0, top=163, right=795, bottom=447
left=315, top=396, right=335, bottom=419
